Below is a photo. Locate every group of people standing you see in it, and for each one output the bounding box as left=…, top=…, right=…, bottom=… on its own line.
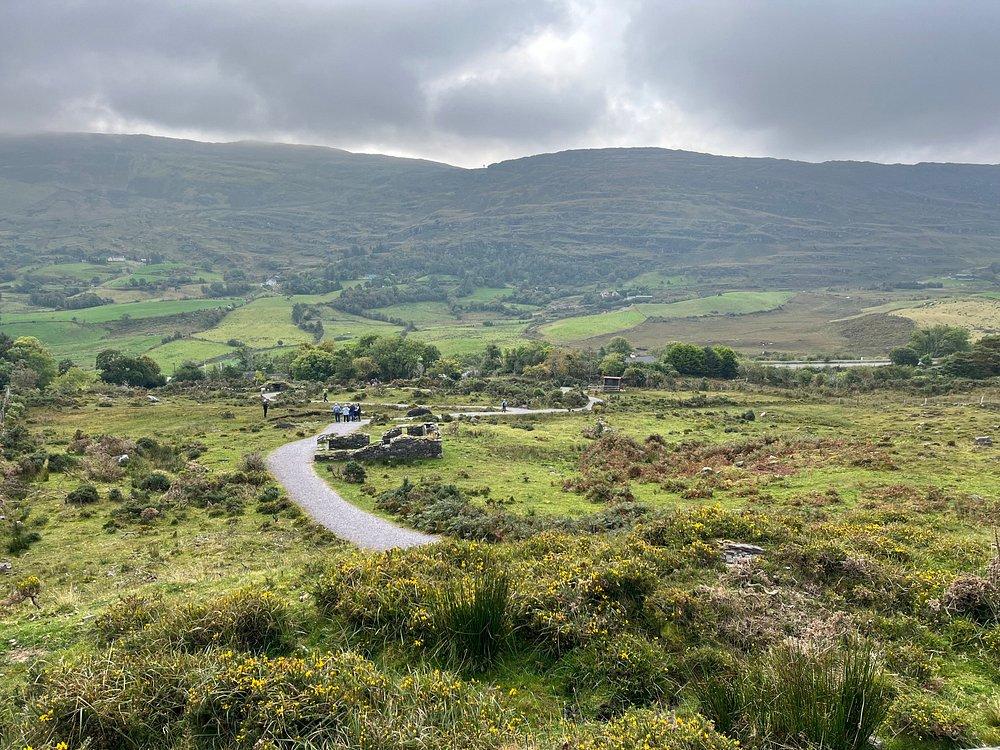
left=332, top=402, right=361, bottom=423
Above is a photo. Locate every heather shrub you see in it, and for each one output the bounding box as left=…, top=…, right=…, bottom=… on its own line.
left=66, top=483, right=100, bottom=505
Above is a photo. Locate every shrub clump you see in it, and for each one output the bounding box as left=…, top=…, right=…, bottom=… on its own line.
left=154, top=589, right=294, bottom=654
left=66, top=483, right=100, bottom=505
left=22, top=649, right=520, bottom=750
left=342, top=459, right=367, bottom=484
left=46, top=451, right=77, bottom=473
left=138, top=471, right=172, bottom=492
left=556, top=632, right=677, bottom=718
left=887, top=691, right=977, bottom=747
left=95, top=589, right=294, bottom=655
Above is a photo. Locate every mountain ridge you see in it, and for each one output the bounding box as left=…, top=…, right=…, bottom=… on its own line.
left=1, top=132, right=998, bottom=288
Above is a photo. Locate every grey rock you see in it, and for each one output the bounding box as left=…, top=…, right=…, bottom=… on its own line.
left=721, top=541, right=765, bottom=565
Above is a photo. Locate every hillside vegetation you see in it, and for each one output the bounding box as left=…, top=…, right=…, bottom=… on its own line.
left=2, top=134, right=999, bottom=288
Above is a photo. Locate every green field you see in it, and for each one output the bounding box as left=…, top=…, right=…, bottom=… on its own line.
left=377, top=301, right=457, bottom=325
left=106, top=261, right=223, bottom=288
left=540, top=291, right=795, bottom=344
left=198, top=296, right=317, bottom=347
left=144, top=338, right=237, bottom=371
left=29, top=261, right=119, bottom=281
left=638, top=291, right=794, bottom=318
left=411, top=320, right=532, bottom=356
left=2, top=297, right=241, bottom=325
left=539, top=308, right=649, bottom=343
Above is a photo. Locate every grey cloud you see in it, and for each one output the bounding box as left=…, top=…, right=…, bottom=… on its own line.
left=625, top=0, right=1000, bottom=159
left=1, top=0, right=1000, bottom=165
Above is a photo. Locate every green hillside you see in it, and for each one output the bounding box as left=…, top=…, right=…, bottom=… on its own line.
left=2, top=134, right=998, bottom=289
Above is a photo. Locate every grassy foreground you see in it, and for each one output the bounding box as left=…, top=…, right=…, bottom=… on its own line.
left=1, top=380, right=1000, bottom=749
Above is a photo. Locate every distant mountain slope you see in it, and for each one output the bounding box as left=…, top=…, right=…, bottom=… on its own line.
left=1, top=133, right=997, bottom=287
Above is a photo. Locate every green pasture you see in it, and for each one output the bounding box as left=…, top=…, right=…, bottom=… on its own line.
left=637, top=290, right=794, bottom=318
left=416, top=322, right=531, bottom=356
left=2, top=297, right=242, bottom=325
left=144, top=338, right=237, bottom=371
left=538, top=308, right=647, bottom=343
left=334, top=388, right=1000, bottom=520
left=540, top=291, right=795, bottom=343
left=28, top=262, right=119, bottom=281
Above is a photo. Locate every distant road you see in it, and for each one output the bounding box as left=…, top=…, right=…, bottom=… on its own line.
left=267, top=395, right=602, bottom=551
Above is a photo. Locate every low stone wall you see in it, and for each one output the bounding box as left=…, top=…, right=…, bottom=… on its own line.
left=315, top=423, right=443, bottom=463
left=324, top=433, right=371, bottom=450
left=351, top=435, right=443, bottom=461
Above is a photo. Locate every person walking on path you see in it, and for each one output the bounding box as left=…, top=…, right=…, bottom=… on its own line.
left=322, top=389, right=328, bottom=403
left=500, top=399, right=508, bottom=413
left=261, top=394, right=270, bottom=419
left=333, top=403, right=342, bottom=423
left=355, top=403, right=362, bottom=421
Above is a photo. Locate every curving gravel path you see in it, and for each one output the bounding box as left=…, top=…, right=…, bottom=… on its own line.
left=267, top=394, right=603, bottom=551
left=266, top=420, right=438, bottom=551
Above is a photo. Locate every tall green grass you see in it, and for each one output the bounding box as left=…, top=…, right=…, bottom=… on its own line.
left=695, top=639, right=891, bottom=750
left=430, top=566, right=513, bottom=669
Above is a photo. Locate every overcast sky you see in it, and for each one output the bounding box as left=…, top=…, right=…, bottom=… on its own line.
left=3, top=0, right=1000, bottom=167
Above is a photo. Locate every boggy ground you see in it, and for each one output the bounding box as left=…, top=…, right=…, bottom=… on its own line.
left=1, top=381, right=999, bottom=749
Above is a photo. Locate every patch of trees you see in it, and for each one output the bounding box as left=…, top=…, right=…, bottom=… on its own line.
left=331, top=282, right=449, bottom=315
left=291, top=303, right=324, bottom=341
left=27, top=290, right=111, bottom=311
left=0, top=335, right=58, bottom=390
left=659, top=343, right=740, bottom=378
left=281, top=271, right=342, bottom=295
left=95, top=350, right=166, bottom=388
left=941, top=336, right=1000, bottom=379
left=907, top=324, right=971, bottom=359
left=290, top=335, right=441, bottom=382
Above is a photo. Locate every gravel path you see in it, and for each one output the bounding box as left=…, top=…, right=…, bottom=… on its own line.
left=267, top=395, right=604, bottom=551
left=266, top=420, right=438, bottom=551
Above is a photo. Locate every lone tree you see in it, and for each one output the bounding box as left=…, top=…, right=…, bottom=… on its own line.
left=908, top=325, right=971, bottom=358
left=95, top=349, right=166, bottom=388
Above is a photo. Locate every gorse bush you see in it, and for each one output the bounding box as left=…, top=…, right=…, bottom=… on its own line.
left=154, top=589, right=295, bottom=654
left=25, top=650, right=195, bottom=750
left=557, top=632, right=678, bottom=718
left=22, top=649, right=519, bottom=750
left=569, top=709, right=738, bottom=750
left=138, top=471, right=172, bottom=492
left=342, top=459, right=366, bottom=484
left=430, top=565, right=513, bottom=668
left=887, top=692, right=977, bottom=747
